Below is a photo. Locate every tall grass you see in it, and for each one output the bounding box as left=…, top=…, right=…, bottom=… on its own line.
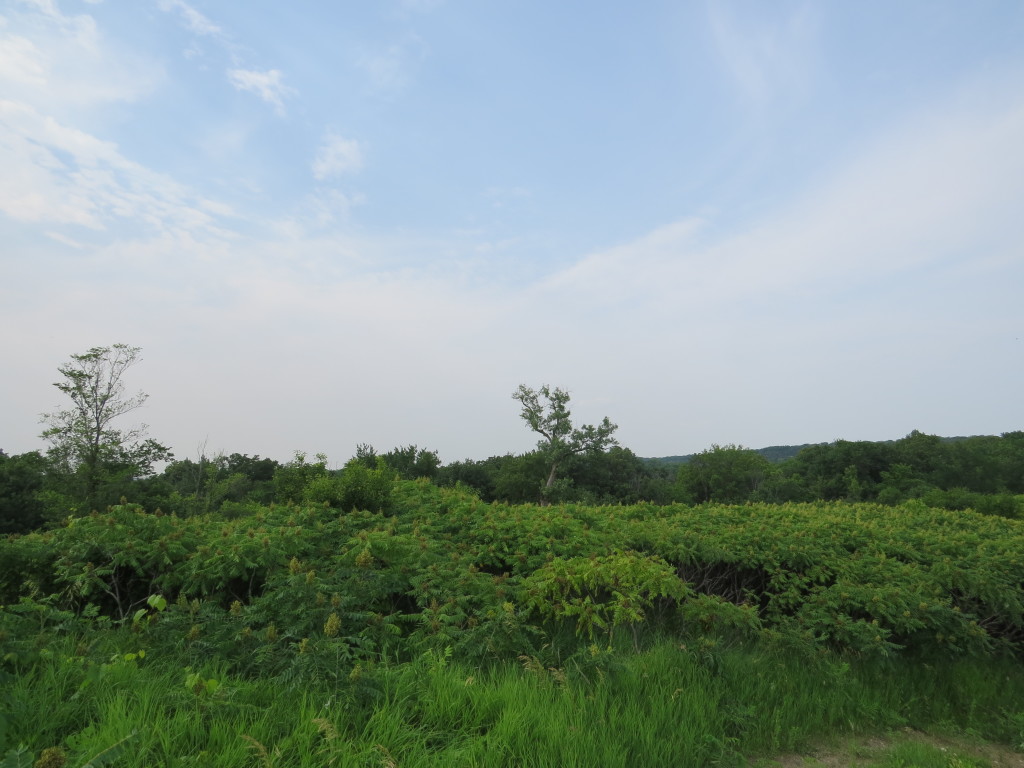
left=4, top=632, right=1022, bottom=767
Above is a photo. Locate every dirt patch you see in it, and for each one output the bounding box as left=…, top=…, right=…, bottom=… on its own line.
left=756, top=728, right=1024, bottom=768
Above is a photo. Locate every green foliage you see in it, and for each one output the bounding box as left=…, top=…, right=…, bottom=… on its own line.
left=491, top=451, right=549, bottom=504
left=921, top=487, right=1022, bottom=519
left=783, top=431, right=1024, bottom=508
left=377, top=445, right=441, bottom=481
left=659, top=431, right=1024, bottom=510
left=0, top=746, right=33, bottom=768
left=272, top=452, right=328, bottom=504
left=270, top=454, right=396, bottom=512
left=159, top=453, right=279, bottom=516
left=2, top=481, right=1024, bottom=764
left=512, top=384, right=618, bottom=501
left=131, top=594, right=166, bottom=627
left=1, top=633, right=1021, bottom=767
left=0, top=534, right=56, bottom=605
left=0, top=451, right=47, bottom=534
left=20, top=348, right=1024, bottom=522
left=876, top=462, right=933, bottom=505
left=10, top=346, right=1024, bottom=766
left=434, top=456, right=499, bottom=498
left=565, top=445, right=672, bottom=504
left=333, top=458, right=396, bottom=512
left=435, top=448, right=673, bottom=505
left=5, top=487, right=1023, bottom=662
left=0, top=731, right=140, bottom=768
left=522, top=551, right=688, bottom=641
left=39, top=344, right=172, bottom=516
left=789, top=439, right=896, bottom=500
left=674, top=444, right=774, bottom=504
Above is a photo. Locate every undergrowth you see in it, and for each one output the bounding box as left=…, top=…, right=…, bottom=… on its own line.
left=2, top=633, right=1022, bottom=767
left=2, top=485, right=1023, bottom=765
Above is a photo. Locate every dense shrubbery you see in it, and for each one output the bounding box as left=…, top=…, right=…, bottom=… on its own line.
left=3, top=478, right=1023, bottom=765
left=4, top=481, right=1022, bottom=665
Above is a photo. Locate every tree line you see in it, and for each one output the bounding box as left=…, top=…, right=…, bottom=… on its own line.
left=671, top=433, right=1024, bottom=514
left=1, top=344, right=1022, bottom=533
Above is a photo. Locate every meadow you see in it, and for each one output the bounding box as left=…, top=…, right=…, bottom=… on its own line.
left=2, top=480, right=1023, bottom=766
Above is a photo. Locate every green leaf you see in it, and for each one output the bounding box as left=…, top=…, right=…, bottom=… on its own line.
left=147, top=594, right=167, bottom=612
left=0, top=746, right=34, bottom=768
left=80, top=730, right=138, bottom=768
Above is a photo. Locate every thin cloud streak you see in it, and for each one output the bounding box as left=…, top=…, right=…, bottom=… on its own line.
left=0, top=100, right=236, bottom=237
left=0, top=3, right=160, bottom=111
left=226, top=69, right=295, bottom=116
left=157, top=0, right=222, bottom=37
left=538, top=81, right=1024, bottom=319
left=312, top=133, right=365, bottom=180
left=354, top=33, right=428, bottom=95
left=707, top=0, right=819, bottom=107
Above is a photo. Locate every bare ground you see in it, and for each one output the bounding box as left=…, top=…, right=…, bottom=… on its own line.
left=755, top=728, right=1024, bottom=768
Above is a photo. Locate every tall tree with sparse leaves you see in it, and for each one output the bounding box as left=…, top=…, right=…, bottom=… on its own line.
left=40, top=344, right=172, bottom=514
left=512, top=384, right=618, bottom=503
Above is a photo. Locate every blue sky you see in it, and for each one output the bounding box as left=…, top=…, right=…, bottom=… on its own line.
left=2, top=0, right=1022, bottom=465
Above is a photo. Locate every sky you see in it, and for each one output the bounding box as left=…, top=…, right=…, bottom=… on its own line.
left=1, top=0, right=1023, bottom=466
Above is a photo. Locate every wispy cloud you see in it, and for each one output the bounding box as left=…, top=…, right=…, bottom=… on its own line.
left=15, top=0, right=61, bottom=17
left=706, top=1, right=819, bottom=107
left=355, top=35, right=427, bottom=93
left=535, top=79, right=1024, bottom=321
left=45, top=230, right=87, bottom=248
left=0, top=99, right=234, bottom=237
left=306, top=189, right=366, bottom=227
left=398, top=0, right=445, bottom=14
left=0, top=34, right=47, bottom=86
left=156, top=1, right=296, bottom=118
left=312, top=132, right=364, bottom=180
left=156, top=0, right=222, bottom=37
left=0, top=2, right=160, bottom=110
left=226, top=68, right=295, bottom=115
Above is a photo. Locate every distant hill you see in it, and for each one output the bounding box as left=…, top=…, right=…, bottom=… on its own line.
left=644, top=443, right=822, bottom=466
left=644, top=434, right=985, bottom=467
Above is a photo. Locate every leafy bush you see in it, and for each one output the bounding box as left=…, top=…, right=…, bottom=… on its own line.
left=522, top=552, right=688, bottom=642
left=302, top=459, right=395, bottom=512
left=1, top=486, right=1022, bottom=663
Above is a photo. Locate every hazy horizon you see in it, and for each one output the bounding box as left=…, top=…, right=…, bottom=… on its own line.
left=2, top=1, right=1022, bottom=465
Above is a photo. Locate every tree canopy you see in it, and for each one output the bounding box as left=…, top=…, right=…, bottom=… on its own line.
left=512, top=384, right=619, bottom=502
left=39, top=344, right=171, bottom=516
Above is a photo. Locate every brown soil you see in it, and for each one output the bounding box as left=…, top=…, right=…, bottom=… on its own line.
left=755, top=728, right=1024, bottom=768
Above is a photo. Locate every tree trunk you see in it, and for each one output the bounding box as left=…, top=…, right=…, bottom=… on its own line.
left=545, top=461, right=559, bottom=488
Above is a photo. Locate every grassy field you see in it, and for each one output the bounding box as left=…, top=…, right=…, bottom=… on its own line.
left=3, top=484, right=1023, bottom=766
left=4, top=634, right=1023, bottom=767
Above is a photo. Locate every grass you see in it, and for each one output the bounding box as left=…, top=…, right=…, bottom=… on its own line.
left=867, top=740, right=989, bottom=767
left=3, top=632, right=1022, bottom=767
